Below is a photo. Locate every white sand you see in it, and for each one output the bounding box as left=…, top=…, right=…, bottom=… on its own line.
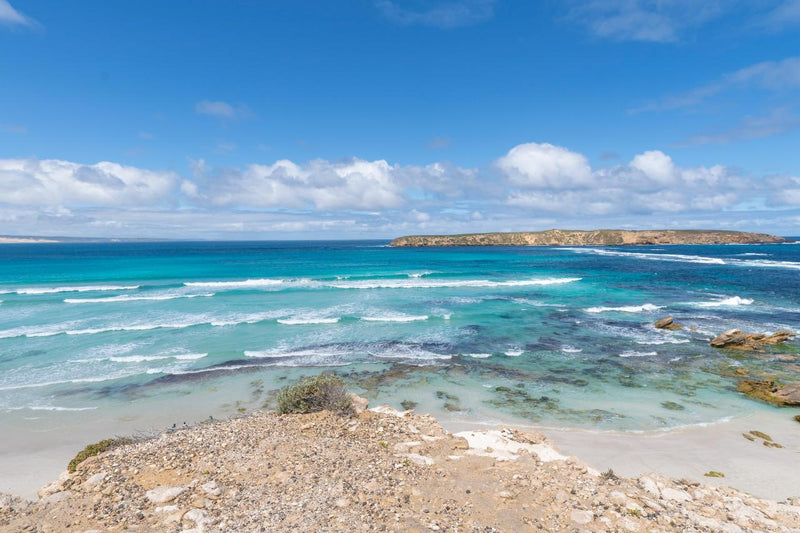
left=445, top=408, right=800, bottom=501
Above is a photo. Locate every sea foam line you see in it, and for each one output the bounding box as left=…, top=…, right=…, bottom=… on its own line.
left=2, top=285, right=140, bottom=295
left=183, top=277, right=581, bottom=291
left=277, top=317, right=340, bottom=325
left=694, top=296, right=754, bottom=308
left=361, top=314, right=429, bottom=323
left=586, top=303, right=662, bottom=314
left=568, top=248, right=800, bottom=270
left=64, top=293, right=214, bottom=304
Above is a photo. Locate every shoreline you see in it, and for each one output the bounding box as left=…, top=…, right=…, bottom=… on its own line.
left=2, top=400, right=799, bottom=531
left=2, top=399, right=799, bottom=502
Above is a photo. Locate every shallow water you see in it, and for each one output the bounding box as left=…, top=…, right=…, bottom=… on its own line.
left=0, top=240, right=798, bottom=441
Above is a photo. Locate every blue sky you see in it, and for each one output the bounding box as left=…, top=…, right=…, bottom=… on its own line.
left=1, top=0, right=799, bottom=238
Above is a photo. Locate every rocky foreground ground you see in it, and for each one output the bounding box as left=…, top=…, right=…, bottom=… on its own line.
left=2, top=402, right=799, bottom=533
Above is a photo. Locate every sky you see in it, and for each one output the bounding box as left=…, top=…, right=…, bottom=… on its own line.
left=1, top=0, right=799, bottom=239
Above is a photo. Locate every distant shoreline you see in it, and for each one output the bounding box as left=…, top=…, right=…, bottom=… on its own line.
left=391, top=229, right=789, bottom=247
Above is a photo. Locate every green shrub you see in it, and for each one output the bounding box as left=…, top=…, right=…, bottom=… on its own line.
left=276, top=374, right=353, bottom=416
left=68, top=438, right=131, bottom=473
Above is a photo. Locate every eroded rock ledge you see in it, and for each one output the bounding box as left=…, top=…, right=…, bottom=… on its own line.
left=390, top=229, right=787, bottom=247
left=2, top=403, right=799, bottom=532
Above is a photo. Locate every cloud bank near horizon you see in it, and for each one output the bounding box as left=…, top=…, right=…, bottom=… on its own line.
left=1, top=142, right=798, bottom=239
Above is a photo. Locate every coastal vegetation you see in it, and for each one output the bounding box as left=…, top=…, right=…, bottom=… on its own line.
left=67, top=437, right=132, bottom=473
left=276, top=373, right=353, bottom=416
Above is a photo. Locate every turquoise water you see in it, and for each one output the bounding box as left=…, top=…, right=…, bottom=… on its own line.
left=0, top=240, right=798, bottom=437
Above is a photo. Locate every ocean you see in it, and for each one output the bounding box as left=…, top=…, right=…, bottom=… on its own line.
left=1, top=240, right=798, bottom=462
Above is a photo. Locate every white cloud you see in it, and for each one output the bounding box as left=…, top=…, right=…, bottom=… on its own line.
left=681, top=106, right=800, bottom=145
left=192, top=158, right=406, bottom=210
left=761, top=0, right=800, bottom=30
left=195, top=100, right=252, bottom=119
left=0, top=0, right=35, bottom=27
left=634, top=56, right=800, bottom=113
left=0, top=159, right=179, bottom=206
left=1, top=145, right=798, bottom=239
left=376, top=0, right=495, bottom=28
left=564, top=0, right=734, bottom=43
left=496, top=142, right=592, bottom=189
left=500, top=144, right=754, bottom=215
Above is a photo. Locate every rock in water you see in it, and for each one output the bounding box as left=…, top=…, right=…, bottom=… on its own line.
left=710, top=329, right=749, bottom=348
left=710, top=329, right=795, bottom=350
left=654, top=317, right=683, bottom=330
left=737, top=380, right=800, bottom=406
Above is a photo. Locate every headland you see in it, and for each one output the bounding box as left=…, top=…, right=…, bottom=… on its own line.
left=390, top=229, right=788, bottom=247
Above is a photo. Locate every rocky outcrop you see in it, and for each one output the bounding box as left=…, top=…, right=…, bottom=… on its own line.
left=654, top=316, right=683, bottom=330
left=3, top=404, right=800, bottom=532
left=391, top=229, right=788, bottom=247
left=737, top=380, right=800, bottom=407
left=710, top=329, right=795, bottom=350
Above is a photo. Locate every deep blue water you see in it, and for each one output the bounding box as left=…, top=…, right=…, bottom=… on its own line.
left=0, top=240, right=798, bottom=433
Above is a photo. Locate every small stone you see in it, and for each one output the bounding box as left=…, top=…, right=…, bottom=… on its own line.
left=570, top=509, right=593, bottom=524
left=498, top=491, right=513, bottom=499
left=145, top=486, right=185, bottom=504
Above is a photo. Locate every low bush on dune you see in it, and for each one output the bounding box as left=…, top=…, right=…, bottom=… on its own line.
left=276, top=374, right=353, bottom=416
left=68, top=437, right=132, bottom=473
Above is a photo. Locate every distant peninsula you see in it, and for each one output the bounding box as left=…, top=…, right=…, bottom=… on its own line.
left=390, top=229, right=788, bottom=247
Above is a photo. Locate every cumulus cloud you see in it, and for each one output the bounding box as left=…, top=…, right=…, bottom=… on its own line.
left=376, top=0, right=495, bottom=28
left=500, top=144, right=752, bottom=216
left=189, top=158, right=405, bottom=210
left=195, top=100, right=252, bottom=119
left=1, top=145, right=797, bottom=239
left=0, top=159, right=179, bottom=206
left=496, top=142, right=592, bottom=189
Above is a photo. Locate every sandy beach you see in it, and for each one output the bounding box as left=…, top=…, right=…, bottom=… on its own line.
left=2, top=397, right=799, bottom=532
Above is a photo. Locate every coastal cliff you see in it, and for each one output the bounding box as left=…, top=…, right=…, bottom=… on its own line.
left=391, top=229, right=787, bottom=247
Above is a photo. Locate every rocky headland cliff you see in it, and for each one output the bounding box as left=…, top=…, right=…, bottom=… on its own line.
left=3, top=402, right=800, bottom=532
left=390, top=229, right=787, bottom=247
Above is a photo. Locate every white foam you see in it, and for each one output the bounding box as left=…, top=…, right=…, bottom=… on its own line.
left=361, top=314, right=429, bottom=322
left=327, top=277, right=582, bottom=290
left=65, top=293, right=214, bottom=304
left=407, top=271, right=434, bottom=278
left=504, top=350, right=523, bottom=356
left=0, top=376, right=121, bottom=391
left=11, top=285, right=140, bottom=295
left=464, top=352, right=492, bottom=359
left=184, top=278, right=284, bottom=289
left=567, top=248, right=726, bottom=265
left=561, top=346, right=583, bottom=353
left=277, top=317, right=340, bottom=325
left=569, top=247, right=800, bottom=270
left=107, top=352, right=208, bottom=363
left=586, top=303, right=662, bottom=313
left=635, top=338, right=690, bottom=345
left=619, top=351, right=657, bottom=358
left=695, top=296, right=754, bottom=308
left=173, top=353, right=208, bottom=360
left=4, top=405, right=97, bottom=412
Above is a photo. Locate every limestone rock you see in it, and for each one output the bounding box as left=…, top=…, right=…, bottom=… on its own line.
left=737, top=380, right=800, bottom=406
left=570, top=509, right=593, bottom=524
left=711, top=329, right=795, bottom=350
left=145, top=485, right=185, bottom=504
left=654, top=317, right=683, bottom=330
left=348, top=393, right=369, bottom=415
